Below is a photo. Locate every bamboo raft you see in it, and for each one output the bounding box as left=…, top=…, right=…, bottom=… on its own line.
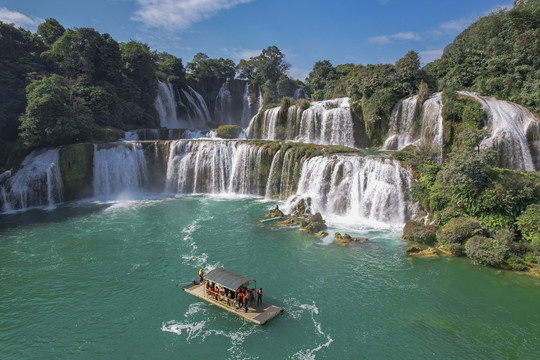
left=182, top=282, right=284, bottom=325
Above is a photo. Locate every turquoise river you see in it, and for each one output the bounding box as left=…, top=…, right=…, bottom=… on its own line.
left=1, top=196, right=539, bottom=359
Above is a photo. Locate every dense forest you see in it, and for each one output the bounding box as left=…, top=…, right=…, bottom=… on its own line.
left=0, top=0, right=539, bottom=270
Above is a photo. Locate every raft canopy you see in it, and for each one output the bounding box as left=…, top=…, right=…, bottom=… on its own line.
left=205, top=268, right=255, bottom=290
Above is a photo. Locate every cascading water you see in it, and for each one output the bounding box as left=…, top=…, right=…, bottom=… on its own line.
left=411, top=93, right=445, bottom=161
left=155, top=81, right=178, bottom=128
left=298, top=98, right=355, bottom=147
left=214, top=81, right=233, bottom=125
left=383, top=96, right=419, bottom=150
left=182, top=87, right=212, bottom=129
left=246, top=97, right=355, bottom=147
left=165, top=140, right=265, bottom=195
left=93, top=143, right=148, bottom=198
left=460, top=92, right=539, bottom=171
left=0, top=149, right=63, bottom=212
left=283, top=155, right=415, bottom=225
left=240, top=83, right=253, bottom=128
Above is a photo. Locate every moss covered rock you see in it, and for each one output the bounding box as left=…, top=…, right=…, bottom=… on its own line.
left=300, top=212, right=327, bottom=234
left=333, top=232, right=361, bottom=246
left=59, top=143, right=94, bottom=201
left=217, top=125, right=243, bottom=139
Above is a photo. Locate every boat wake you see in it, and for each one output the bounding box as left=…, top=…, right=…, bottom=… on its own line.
left=284, top=299, right=334, bottom=359
left=162, top=303, right=261, bottom=358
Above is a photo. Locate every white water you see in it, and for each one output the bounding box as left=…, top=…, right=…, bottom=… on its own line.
left=165, top=140, right=266, bottom=195
left=214, top=81, right=233, bottom=125
left=247, top=97, right=355, bottom=147
left=240, top=83, right=253, bottom=128
left=154, top=81, right=212, bottom=129
left=182, top=87, right=212, bottom=129
left=93, top=143, right=148, bottom=198
left=283, top=155, right=415, bottom=225
left=0, top=149, right=63, bottom=212
left=155, top=81, right=179, bottom=128
left=383, top=96, right=419, bottom=150
left=460, top=92, right=539, bottom=171
left=413, top=93, right=444, bottom=161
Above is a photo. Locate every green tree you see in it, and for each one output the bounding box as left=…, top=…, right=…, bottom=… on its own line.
left=36, top=18, right=65, bottom=46
left=186, top=52, right=236, bottom=83
left=276, top=74, right=297, bottom=98
left=19, top=74, right=92, bottom=148
left=154, top=52, right=185, bottom=86
left=46, top=28, right=122, bottom=84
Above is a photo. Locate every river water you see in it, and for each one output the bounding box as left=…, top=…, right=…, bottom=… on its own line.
left=1, top=196, right=539, bottom=359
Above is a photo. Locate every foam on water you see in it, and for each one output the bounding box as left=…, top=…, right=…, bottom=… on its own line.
left=283, top=299, right=334, bottom=360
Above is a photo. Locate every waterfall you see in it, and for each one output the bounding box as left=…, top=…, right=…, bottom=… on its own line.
left=246, top=97, right=355, bottom=146
left=155, top=81, right=179, bottom=128
left=182, top=87, right=212, bottom=129
left=297, top=98, right=355, bottom=147
left=0, top=149, right=63, bottom=212
left=383, top=96, right=419, bottom=150
left=240, top=83, right=253, bottom=127
left=215, top=81, right=233, bottom=125
left=460, top=92, right=539, bottom=171
left=165, top=140, right=265, bottom=195
left=93, top=143, right=148, bottom=198
left=284, top=155, right=414, bottom=225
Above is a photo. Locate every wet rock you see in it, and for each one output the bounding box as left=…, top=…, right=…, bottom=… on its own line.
left=315, top=231, right=328, bottom=238
left=300, top=212, right=327, bottom=234
left=406, top=246, right=439, bottom=257
left=334, top=232, right=361, bottom=246
left=264, top=207, right=284, bottom=219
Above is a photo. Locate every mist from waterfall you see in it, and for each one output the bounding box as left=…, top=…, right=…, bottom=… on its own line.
left=93, top=143, right=148, bottom=198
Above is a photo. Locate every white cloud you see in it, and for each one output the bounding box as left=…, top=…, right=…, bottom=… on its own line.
left=132, top=0, right=253, bottom=31
left=222, top=47, right=261, bottom=62
left=419, top=49, right=444, bottom=64
left=369, top=31, right=420, bottom=44
left=0, top=8, right=43, bottom=29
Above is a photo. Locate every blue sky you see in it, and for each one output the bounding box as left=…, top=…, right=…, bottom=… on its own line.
left=1, top=0, right=513, bottom=80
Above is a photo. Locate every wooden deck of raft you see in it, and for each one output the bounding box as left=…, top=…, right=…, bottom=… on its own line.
left=182, top=283, right=284, bottom=325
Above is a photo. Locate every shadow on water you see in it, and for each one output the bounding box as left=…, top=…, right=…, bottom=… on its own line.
left=0, top=202, right=109, bottom=233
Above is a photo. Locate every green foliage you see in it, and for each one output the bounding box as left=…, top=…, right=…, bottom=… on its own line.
left=0, top=22, right=46, bottom=142
left=361, top=88, right=399, bottom=144
left=437, top=217, right=482, bottom=246
left=154, top=52, right=185, bottom=86
left=236, top=46, right=290, bottom=104
left=402, top=220, right=437, bottom=245
left=19, top=74, right=93, bottom=148
left=47, top=27, right=122, bottom=83
left=37, top=18, right=65, bottom=46
left=186, top=52, right=235, bottom=83
left=425, top=0, right=540, bottom=114
left=216, top=125, right=242, bottom=139
left=516, top=204, right=540, bottom=242
left=465, top=233, right=510, bottom=266
left=276, top=74, right=297, bottom=98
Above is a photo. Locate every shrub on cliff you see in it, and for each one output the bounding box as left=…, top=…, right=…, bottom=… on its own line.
left=217, top=125, right=242, bottom=139
left=516, top=204, right=540, bottom=244
left=465, top=228, right=513, bottom=266
left=402, top=220, right=437, bottom=245
left=437, top=217, right=482, bottom=254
